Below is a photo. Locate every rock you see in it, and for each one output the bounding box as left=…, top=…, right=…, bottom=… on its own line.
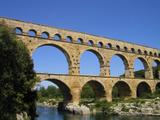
left=65, top=103, right=90, bottom=115
left=16, top=112, right=30, bottom=120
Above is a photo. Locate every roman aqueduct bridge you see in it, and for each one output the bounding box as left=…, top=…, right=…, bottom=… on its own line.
left=1, top=17, right=160, bottom=104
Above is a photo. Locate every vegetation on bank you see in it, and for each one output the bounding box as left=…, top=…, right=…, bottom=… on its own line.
left=0, top=23, right=38, bottom=119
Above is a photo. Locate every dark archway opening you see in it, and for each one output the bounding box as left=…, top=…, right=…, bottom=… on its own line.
left=112, top=81, right=131, bottom=100
left=152, top=60, right=160, bottom=79
left=35, top=79, right=72, bottom=111
left=81, top=80, right=105, bottom=103
left=156, top=83, right=160, bottom=94
left=137, top=82, right=151, bottom=98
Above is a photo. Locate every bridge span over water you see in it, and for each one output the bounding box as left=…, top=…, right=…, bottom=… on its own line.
left=1, top=17, right=160, bottom=103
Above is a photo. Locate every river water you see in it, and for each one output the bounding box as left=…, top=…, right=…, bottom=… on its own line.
left=36, top=106, right=160, bottom=120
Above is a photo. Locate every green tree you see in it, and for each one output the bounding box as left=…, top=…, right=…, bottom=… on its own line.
left=0, top=23, right=38, bottom=119
left=81, top=84, right=95, bottom=99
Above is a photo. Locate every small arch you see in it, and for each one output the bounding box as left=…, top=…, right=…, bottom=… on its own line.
left=124, top=47, right=128, bottom=52
left=28, top=29, right=37, bottom=37
left=81, top=80, right=106, bottom=99
left=150, top=52, right=153, bottom=56
left=107, top=43, right=112, bottom=49
left=116, top=45, right=120, bottom=50
left=14, top=27, right=23, bottom=34
left=41, top=31, right=49, bottom=39
left=53, top=34, right=61, bottom=41
left=144, top=50, right=148, bottom=55
left=112, top=81, right=131, bottom=99
left=98, top=42, right=103, bottom=48
left=137, top=82, right=151, bottom=98
left=66, top=36, right=72, bottom=42
left=154, top=53, right=157, bottom=57
left=138, top=49, right=142, bottom=54
left=131, top=48, right=135, bottom=53
left=77, top=38, right=83, bottom=44
left=87, top=40, right=94, bottom=46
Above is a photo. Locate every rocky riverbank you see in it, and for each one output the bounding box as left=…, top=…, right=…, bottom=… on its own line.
left=37, top=98, right=160, bottom=116
left=110, top=98, right=160, bottom=116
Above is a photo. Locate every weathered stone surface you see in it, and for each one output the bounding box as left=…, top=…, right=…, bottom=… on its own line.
left=1, top=17, right=160, bottom=104
left=65, top=103, right=90, bottom=115
left=111, top=99, right=160, bottom=116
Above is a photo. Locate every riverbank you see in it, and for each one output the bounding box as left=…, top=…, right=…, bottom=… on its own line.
left=37, top=98, right=160, bottom=116
left=110, top=98, right=160, bottom=116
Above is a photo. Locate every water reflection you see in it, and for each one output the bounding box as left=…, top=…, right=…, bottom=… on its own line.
left=36, top=106, right=160, bottom=120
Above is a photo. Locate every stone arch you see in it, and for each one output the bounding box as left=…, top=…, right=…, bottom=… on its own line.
left=134, top=57, right=150, bottom=79
left=112, top=81, right=131, bottom=99
left=87, top=40, right=94, bottom=46
left=156, top=82, right=160, bottom=93
left=28, top=29, right=37, bottom=37
left=150, top=51, right=153, bottom=56
left=137, top=82, right=151, bottom=97
left=53, top=33, right=61, bottom=41
left=131, top=48, right=135, bottom=53
left=116, top=45, right=120, bottom=50
left=124, top=47, right=128, bottom=52
left=66, top=36, right=73, bottom=42
left=107, top=43, right=112, bottom=49
left=138, top=49, right=142, bottom=54
left=144, top=50, right=148, bottom=55
left=40, top=79, right=72, bottom=102
left=41, top=31, right=50, bottom=39
left=109, top=53, right=129, bottom=77
left=98, top=42, right=103, bottom=48
left=81, top=80, right=106, bottom=99
left=154, top=52, right=157, bottom=57
left=80, top=49, right=104, bottom=75
left=14, top=27, right=23, bottom=34
left=152, top=59, right=160, bottom=79
left=32, top=44, right=71, bottom=73
left=77, top=38, right=83, bottom=44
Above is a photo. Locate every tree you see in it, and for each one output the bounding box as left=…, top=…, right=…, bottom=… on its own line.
left=0, top=23, right=38, bottom=119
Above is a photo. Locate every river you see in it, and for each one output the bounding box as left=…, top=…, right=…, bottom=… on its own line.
left=36, top=106, right=160, bottom=120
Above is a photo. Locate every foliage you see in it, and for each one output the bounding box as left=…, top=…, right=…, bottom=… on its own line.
left=0, top=23, right=38, bottom=119
left=81, top=84, right=95, bottom=99
left=95, top=100, right=112, bottom=114
left=37, top=85, right=63, bottom=102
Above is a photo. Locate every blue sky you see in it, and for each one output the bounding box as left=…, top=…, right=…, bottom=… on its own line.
left=1, top=0, right=160, bottom=88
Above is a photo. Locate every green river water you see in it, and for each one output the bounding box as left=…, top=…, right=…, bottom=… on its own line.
left=36, top=106, right=160, bottom=120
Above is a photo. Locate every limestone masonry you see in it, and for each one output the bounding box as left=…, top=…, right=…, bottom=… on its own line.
left=1, top=17, right=160, bottom=104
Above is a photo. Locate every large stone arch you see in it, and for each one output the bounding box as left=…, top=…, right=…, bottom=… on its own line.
left=109, top=53, right=130, bottom=77
left=137, top=82, right=151, bottom=97
left=38, top=78, right=72, bottom=103
left=152, top=59, right=160, bottom=79
left=80, top=80, right=106, bottom=99
left=156, top=82, right=160, bottom=93
left=112, top=81, right=132, bottom=99
left=32, top=43, right=72, bottom=74
left=134, top=57, right=150, bottom=79
left=80, top=49, right=105, bottom=75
